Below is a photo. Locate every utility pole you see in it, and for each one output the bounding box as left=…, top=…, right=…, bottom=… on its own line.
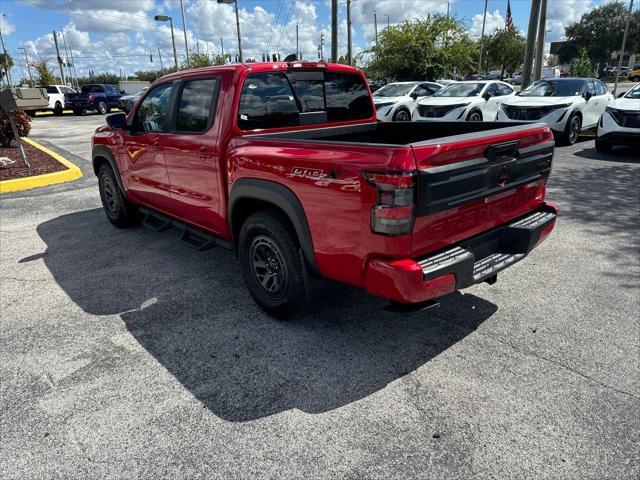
left=0, top=26, right=11, bottom=86
left=61, top=30, right=74, bottom=88
left=19, top=47, right=33, bottom=86
left=179, top=0, right=190, bottom=67
left=533, top=0, right=547, bottom=80
left=158, top=47, right=164, bottom=70
left=346, top=0, right=352, bottom=65
left=218, top=0, right=243, bottom=63
left=447, top=1, right=450, bottom=18
left=385, top=14, right=390, bottom=29
left=319, top=32, right=324, bottom=61
left=522, top=0, right=541, bottom=89
left=614, top=0, right=634, bottom=96
left=220, top=37, right=225, bottom=61
left=374, top=11, right=378, bottom=48
left=296, top=24, right=299, bottom=60
left=331, top=0, right=337, bottom=62
left=478, top=0, right=488, bottom=72
left=52, top=31, right=66, bottom=85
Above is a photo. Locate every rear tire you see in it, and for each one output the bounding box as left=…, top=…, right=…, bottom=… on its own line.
left=53, top=102, right=63, bottom=116
left=238, top=210, right=306, bottom=319
left=98, top=164, right=140, bottom=228
left=631, top=76, right=640, bottom=82
left=97, top=102, right=108, bottom=115
left=557, top=113, right=581, bottom=146
left=595, top=137, right=612, bottom=153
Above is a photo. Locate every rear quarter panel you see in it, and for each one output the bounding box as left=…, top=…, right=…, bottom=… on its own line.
left=227, top=137, right=415, bottom=287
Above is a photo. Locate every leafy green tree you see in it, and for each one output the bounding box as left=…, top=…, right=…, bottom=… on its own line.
left=35, top=61, right=57, bottom=86
left=362, top=16, right=477, bottom=81
left=181, top=52, right=227, bottom=70
left=570, top=48, right=596, bottom=77
left=561, top=2, right=640, bottom=68
left=0, top=53, right=14, bottom=84
left=485, top=28, right=526, bottom=79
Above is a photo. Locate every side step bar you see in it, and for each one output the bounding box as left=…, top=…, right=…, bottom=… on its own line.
left=139, top=207, right=233, bottom=251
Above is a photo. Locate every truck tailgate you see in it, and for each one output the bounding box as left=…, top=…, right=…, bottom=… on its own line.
left=410, top=124, right=554, bottom=258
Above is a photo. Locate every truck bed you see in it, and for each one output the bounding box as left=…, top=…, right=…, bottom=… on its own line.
left=244, top=121, right=534, bottom=146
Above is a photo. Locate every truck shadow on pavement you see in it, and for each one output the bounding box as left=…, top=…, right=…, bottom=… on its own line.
left=34, top=208, right=498, bottom=422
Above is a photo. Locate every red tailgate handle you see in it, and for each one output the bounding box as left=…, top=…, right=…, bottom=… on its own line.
left=486, top=141, right=519, bottom=164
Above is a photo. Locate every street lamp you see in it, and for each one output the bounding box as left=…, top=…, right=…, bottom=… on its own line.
left=217, top=0, right=242, bottom=63
left=154, top=15, right=179, bottom=71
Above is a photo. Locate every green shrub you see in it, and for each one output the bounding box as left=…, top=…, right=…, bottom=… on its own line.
left=570, top=48, right=596, bottom=78
left=0, top=109, right=32, bottom=148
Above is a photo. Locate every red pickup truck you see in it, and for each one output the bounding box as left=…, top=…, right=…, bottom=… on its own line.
left=92, top=62, right=557, bottom=318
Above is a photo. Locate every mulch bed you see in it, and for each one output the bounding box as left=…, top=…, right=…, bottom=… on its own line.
left=0, top=141, right=68, bottom=181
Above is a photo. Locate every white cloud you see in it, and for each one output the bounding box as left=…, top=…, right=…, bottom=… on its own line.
left=469, top=10, right=505, bottom=38
left=545, top=0, right=594, bottom=43
left=0, top=16, right=15, bottom=35
left=19, top=0, right=155, bottom=13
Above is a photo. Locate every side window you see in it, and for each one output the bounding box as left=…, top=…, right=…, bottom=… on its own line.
left=175, top=78, right=219, bottom=133
left=425, top=83, right=441, bottom=95
left=486, top=83, right=501, bottom=96
left=46, top=86, right=58, bottom=94
left=413, top=85, right=430, bottom=97
left=588, top=80, right=596, bottom=95
left=238, top=73, right=298, bottom=130
left=595, top=81, right=607, bottom=96
left=497, top=83, right=513, bottom=96
left=134, top=83, right=173, bottom=133
left=324, top=72, right=372, bottom=121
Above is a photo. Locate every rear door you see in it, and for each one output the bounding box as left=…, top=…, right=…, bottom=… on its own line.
left=159, top=76, right=225, bottom=233
left=409, top=124, right=554, bottom=257
left=122, top=82, right=175, bottom=211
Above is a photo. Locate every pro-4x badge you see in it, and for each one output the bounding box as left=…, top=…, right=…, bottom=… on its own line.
left=289, top=167, right=326, bottom=180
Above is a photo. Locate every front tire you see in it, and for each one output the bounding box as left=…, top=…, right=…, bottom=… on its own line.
left=97, top=102, right=108, bottom=115
left=98, top=164, right=140, bottom=228
left=595, top=137, right=612, bottom=153
left=392, top=108, right=411, bottom=122
left=467, top=110, right=483, bottom=122
left=53, top=102, right=63, bottom=116
left=238, top=210, right=306, bottom=319
left=557, top=113, right=581, bottom=146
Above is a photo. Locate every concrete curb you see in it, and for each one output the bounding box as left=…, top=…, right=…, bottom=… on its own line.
left=0, top=137, right=83, bottom=194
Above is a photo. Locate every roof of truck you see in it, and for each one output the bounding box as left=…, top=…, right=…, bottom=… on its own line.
left=158, top=62, right=361, bottom=82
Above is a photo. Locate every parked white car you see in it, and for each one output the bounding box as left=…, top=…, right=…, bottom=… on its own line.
left=596, top=82, right=640, bottom=152
left=413, top=81, right=515, bottom=122
left=43, top=84, right=76, bottom=116
left=372, top=81, right=443, bottom=121
left=497, top=78, right=613, bottom=145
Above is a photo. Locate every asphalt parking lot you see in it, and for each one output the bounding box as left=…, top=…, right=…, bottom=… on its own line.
left=1, top=113, right=638, bottom=479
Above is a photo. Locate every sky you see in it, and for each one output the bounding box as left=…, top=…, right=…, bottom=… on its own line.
left=0, top=0, right=634, bottom=82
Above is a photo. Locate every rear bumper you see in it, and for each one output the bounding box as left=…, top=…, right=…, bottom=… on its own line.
left=364, top=203, right=558, bottom=303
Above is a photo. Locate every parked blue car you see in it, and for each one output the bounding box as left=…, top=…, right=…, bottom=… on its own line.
left=64, top=84, right=123, bottom=115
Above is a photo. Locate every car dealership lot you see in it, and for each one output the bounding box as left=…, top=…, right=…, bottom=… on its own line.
left=1, top=117, right=638, bottom=479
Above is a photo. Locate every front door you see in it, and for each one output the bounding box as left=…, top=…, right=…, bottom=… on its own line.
left=160, top=77, right=226, bottom=234
left=122, top=82, right=174, bottom=211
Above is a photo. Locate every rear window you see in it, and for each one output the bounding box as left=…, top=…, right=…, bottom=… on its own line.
left=175, top=78, right=219, bottom=133
left=237, top=71, right=372, bottom=130
left=81, top=85, right=104, bottom=93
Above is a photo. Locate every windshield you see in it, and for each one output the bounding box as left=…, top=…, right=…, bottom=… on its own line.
left=373, top=83, right=417, bottom=97
left=81, top=85, right=104, bottom=93
left=433, top=82, right=485, bottom=97
left=623, top=83, right=640, bottom=99
left=520, top=80, right=585, bottom=97
left=132, top=87, right=148, bottom=96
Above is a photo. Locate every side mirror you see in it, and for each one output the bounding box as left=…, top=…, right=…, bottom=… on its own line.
left=584, top=91, right=592, bottom=102
left=618, top=91, right=626, bottom=98
left=410, top=91, right=420, bottom=99
left=120, top=90, right=126, bottom=94
left=482, top=92, right=492, bottom=101
left=106, top=112, right=128, bottom=130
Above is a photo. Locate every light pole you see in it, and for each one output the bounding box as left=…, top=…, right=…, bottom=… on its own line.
left=155, top=15, right=179, bottom=70
left=478, top=0, right=488, bottom=72
left=179, top=0, right=190, bottom=67
left=18, top=47, right=33, bottom=86
left=217, top=0, right=242, bottom=63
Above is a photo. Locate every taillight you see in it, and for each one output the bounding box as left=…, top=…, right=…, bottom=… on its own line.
left=89, top=95, right=95, bottom=102
left=365, top=171, right=416, bottom=236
